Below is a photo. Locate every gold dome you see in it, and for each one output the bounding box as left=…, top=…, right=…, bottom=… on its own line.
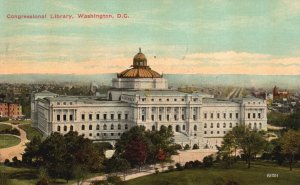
left=117, top=48, right=162, bottom=78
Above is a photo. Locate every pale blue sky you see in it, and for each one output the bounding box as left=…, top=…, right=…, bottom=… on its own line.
left=0, top=0, right=300, bottom=75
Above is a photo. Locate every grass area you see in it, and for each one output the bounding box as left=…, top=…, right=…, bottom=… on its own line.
left=0, top=165, right=102, bottom=185
left=124, top=161, right=300, bottom=185
left=5, top=120, right=32, bottom=125
left=18, top=124, right=42, bottom=140
left=0, top=123, right=12, bottom=131
left=0, top=135, right=21, bottom=148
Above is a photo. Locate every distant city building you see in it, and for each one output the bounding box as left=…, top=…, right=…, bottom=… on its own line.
left=273, top=86, right=289, bottom=100
left=32, top=49, right=267, bottom=148
left=0, top=102, right=22, bottom=119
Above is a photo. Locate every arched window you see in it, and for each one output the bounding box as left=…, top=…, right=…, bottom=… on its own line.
left=118, top=124, right=121, bottom=130
left=254, top=122, right=257, bottom=129
left=103, top=124, right=107, bottom=130
left=152, top=125, right=155, bottom=131
left=89, top=125, right=92, bottom=130
left=70, top=125, right=73, bottom=131
left=96, top=124, right=100, bottom=130
left=168, top=125, right=172, bottom=131
left=249, top=123, right=252, bottom=128
left=194, top=125, right=197, bottom=131
left=204, top=123, right=207, bottom=128
left=125, top=124, right=128, bottom=129
left=81, top=125, right=85, bottom=130
left=111, top=124, right=114, bottom=130
left=64, top=125, right=67, bottom=131
left=259, top=122, right=262, bottom=129
left=57, top=126, right=61, bottom=131
left=223, top=123, right=226, bottom=128
left=229, top=122, right=232, bottom=128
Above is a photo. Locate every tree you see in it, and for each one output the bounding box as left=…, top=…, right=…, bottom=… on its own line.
left=239, top=129, right=266, bottom=168
left=281, top=130, right=300, bottom=170
left=105, top=157, right=130, bottom=180
left=22, top=136, right=42, bottom=166
left=124, top=137, right=148, bottom=170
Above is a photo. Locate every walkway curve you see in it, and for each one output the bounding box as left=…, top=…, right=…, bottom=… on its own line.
left=0, top=122, right=30, bottom=162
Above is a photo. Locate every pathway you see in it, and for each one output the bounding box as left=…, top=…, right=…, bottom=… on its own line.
left=76, top=149, right=217, bottom=185
left=0, top=122, right=29, bottom=162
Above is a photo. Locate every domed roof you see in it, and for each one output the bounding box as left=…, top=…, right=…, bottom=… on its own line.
left=117, top=48, right=162, bottom=78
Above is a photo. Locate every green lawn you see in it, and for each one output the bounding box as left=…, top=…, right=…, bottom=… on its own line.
left=5, top=120, right=32, bottom=125
left=18, top=124, right=43, bottom=140
left=124, top=161, right=300, bottom=185
left=0, top=165, right=102, bottom=185
left=0, top=135, right=21, bottom=148
left=0, top=123, right=12, bottom=132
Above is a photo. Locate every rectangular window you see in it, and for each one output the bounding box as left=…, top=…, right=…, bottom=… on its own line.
left=193, top=115, right=196, bottom=120
left=229, top=113, right=232, bottom=119
left=96, top=114, right=100, bottom=120
left=253, top=113, right=256, bottom=119
left=69, top=115, right=73, bottom=121
left=217, top=113, right=220, bottom=119
left=210, top=113, right=213, bottom=119
left=182, top=114, right=185, bottom=120
left=236, top=113, right=239, bottom=119
left=118, top=114, right=121, bottom=120
left=204, top=113, right=207, bottom=119
left=159, top=115, right=162, bottom=121
left=57, top=115, right=60, bottom=121
left=258, top=113, right=261, bottom=119
left=82, top=114, right=85, bottom=120
left=103, top=114, right=107, bottom=120
left=142, top=115, right=145, bottom=121
left=151, top=115, right=154, bottom=121
left=89, top=114, right=92, bottom=120
left=223, top=113, right=226, bottom=119
left=63, top=115, right=66, bottom=121
left=111, top=114, right=114, bottom=120
left=174, top=115, right=177, bottom=121
left=125, top=114, right=128, bottom=120
left=167, top=115, right=170, bottom=121
left=248, top=113, right=250, bottom=119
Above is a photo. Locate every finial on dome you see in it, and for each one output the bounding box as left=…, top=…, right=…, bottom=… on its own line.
left=139, top=47, right=141, bottom=53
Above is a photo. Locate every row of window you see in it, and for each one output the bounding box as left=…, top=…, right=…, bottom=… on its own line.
left=247, top=113, right=262, bottom=119
left=204, top=112, right=239, bottom=119
left=57, top=124, right=129, bottom=132
left=204, top=122, right=237, bottom=128
left=204, top=130, right=226, bottom=135
left=57, top=113, right=129, bottom=122
left=84, top=132, right=122, bottom=137
left=141, top=98, right=198, bottom=102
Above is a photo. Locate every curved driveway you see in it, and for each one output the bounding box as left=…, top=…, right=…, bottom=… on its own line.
left=0, top=122, right=29, bottom=162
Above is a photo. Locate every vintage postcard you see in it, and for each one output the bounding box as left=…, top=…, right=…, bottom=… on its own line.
left=0, top=1, right=299, bottom=185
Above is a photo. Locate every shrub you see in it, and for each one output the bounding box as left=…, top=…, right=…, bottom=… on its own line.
left=175, top=163, right=184, bottom=171
left=192, top=144, right=199, bottom=150
left=193, top=160, right=202, bottom=168
left=184, top=144, right=190, bottom=150
left=184, top=161, right=194, bottom=169
left=174, top=144, right=182, bottom=150
left=36, top=178, right=50, bottom=185
left=4, top=159, right=10, bottom=166
left=203, top=155, right=213, bottom=168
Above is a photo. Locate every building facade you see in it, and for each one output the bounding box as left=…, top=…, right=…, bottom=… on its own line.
left=32, top=50, right=267, bottom=148
left=0, top=102, right=22, bottom=119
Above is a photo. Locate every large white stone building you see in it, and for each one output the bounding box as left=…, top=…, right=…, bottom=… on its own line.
left=31, top=49, right=267, bottom=148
